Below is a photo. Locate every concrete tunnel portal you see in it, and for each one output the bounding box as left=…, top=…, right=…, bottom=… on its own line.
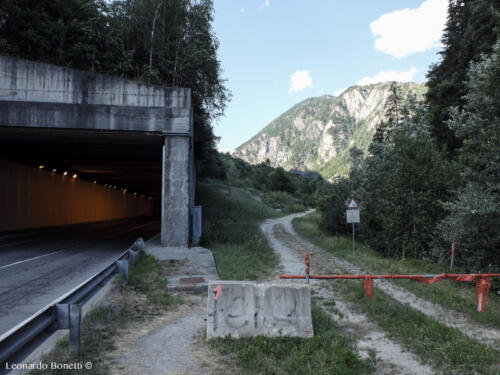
left=0, top=56, right=195, bottom=247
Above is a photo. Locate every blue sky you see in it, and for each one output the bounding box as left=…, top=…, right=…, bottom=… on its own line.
left=212, top=0, right=448, bottom=151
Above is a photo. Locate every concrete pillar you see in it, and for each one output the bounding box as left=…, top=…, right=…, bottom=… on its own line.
left=161, top=136, right=191, bottom=247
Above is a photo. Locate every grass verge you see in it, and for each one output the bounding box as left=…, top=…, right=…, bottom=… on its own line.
left=197, top=183, right=280, bottom=280
left=29, top=254, right=181, bottom=375
left=211, top=303, right=375, bottom=375
left=293, top=213, right=500, bottom=328
left=333, top=281, right=500, bottom=375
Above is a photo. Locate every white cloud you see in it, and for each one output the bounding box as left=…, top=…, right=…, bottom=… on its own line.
left=334, top=87, right=347, bottom=96
left=240, top=8, right=245, bottom=14
left=357, top=67, right=418, bottom=85
left=370, top=0, right=448, bottom=58
left=259, top=0, right=269, bottom=9
left=289, top=70, right=313, bottom=92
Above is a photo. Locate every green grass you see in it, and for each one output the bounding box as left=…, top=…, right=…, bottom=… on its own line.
left=334, top=281, right=500, bottom=375
left=261, top=190, right=306, bottom=214
left=293, top=213, right=500, bottom=328
left=197, top=183, right=280, bottom=280
left=211, top=303, right=375, bottom=375
left=29, top=254, right=181, bottom=375
left=199, top=183, right=374, bottom=374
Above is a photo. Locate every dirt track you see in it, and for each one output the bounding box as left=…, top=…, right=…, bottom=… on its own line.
left=262, top=211, right=479, bottom=375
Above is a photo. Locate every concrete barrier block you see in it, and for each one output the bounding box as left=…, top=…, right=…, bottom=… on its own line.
left=207, top=280, right=313, bottom=339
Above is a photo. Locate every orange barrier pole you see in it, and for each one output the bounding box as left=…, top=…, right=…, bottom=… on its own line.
left=305, top=253, right=310, bottom=284
left=280, top=273, right=500, bottom=281
left=279, top=256, right=500, bottom=312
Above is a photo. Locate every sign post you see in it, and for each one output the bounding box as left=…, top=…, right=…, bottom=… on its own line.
left=450, top=238, right=456, bottom=272
left=346, top=198, right=360, bottom=251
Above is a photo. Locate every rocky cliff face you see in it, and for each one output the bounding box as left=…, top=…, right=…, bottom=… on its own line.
left=233, top=82, right=426, bottom=179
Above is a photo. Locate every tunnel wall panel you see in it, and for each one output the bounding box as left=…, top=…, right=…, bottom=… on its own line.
left=0, top=159, right=155, bottom=232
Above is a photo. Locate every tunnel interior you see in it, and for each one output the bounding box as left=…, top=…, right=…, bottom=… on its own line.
left=0, top=127, right=164, bottom=200
left=0, top=127, right=165, bottom=232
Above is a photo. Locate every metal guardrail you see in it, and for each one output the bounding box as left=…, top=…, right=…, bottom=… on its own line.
left=0, top=237, right=145, bottom=371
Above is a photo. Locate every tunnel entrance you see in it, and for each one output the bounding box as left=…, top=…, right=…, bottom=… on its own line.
left=0, top=127, right=164, bottom=200
left=0, top=56, right=194, bottom=247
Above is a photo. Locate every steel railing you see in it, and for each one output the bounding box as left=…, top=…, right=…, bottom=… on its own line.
left=0, top=237, right=144, bottom=372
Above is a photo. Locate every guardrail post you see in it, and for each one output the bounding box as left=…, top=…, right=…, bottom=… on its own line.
left=69, top=304, right=81, bottom=353
left=130, top=250, right=138, bottom=267
left=135, top=237, right=144, bottom=252
left=117, top=259, right=129, bottom=284
left=56, top=304, right=70, bottom=329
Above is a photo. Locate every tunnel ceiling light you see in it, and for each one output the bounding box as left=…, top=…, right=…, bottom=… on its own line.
left=38, top=165, right=45, bottom=169
left=63, top=171, right=68, bottom=176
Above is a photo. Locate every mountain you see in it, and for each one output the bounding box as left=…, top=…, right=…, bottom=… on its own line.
left=233, top=82, right=427, bottom=180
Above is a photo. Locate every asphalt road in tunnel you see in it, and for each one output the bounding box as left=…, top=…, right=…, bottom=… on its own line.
left=0, top=218, right=160, bottom=337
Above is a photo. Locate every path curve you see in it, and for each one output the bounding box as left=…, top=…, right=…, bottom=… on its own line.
left=261, top=211, right=434, bottom=375
left=272, top=211, right=500, bottom=348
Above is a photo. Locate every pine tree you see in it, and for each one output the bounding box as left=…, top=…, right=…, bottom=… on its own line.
left=384, top=82, right=402, bottom=128
left=426, top=0, right=500, bottom=153
left=437, top=42, right=500, bottom=273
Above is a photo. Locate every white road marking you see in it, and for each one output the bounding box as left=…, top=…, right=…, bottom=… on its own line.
left=0, top=220, right=160, bottom=270
left=0, top=249, right=65, bottom=270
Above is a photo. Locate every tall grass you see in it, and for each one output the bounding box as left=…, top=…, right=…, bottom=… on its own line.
left=197, top=183, right=280, bottom=280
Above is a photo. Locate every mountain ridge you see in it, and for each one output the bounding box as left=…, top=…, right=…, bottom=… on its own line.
left=233, top=81, right=427, bottom=179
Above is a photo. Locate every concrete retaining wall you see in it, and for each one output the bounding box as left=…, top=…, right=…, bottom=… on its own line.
left=207, top=280, right=313, bottom=339
left=0, top=159, right=155, bottom=232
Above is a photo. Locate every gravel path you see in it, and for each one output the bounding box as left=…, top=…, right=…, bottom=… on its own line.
left=107, top=293, right=226, bottom=375
left=275, top=211, right=500, bottom=348
left=262, top=211, right=435, bottom=375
